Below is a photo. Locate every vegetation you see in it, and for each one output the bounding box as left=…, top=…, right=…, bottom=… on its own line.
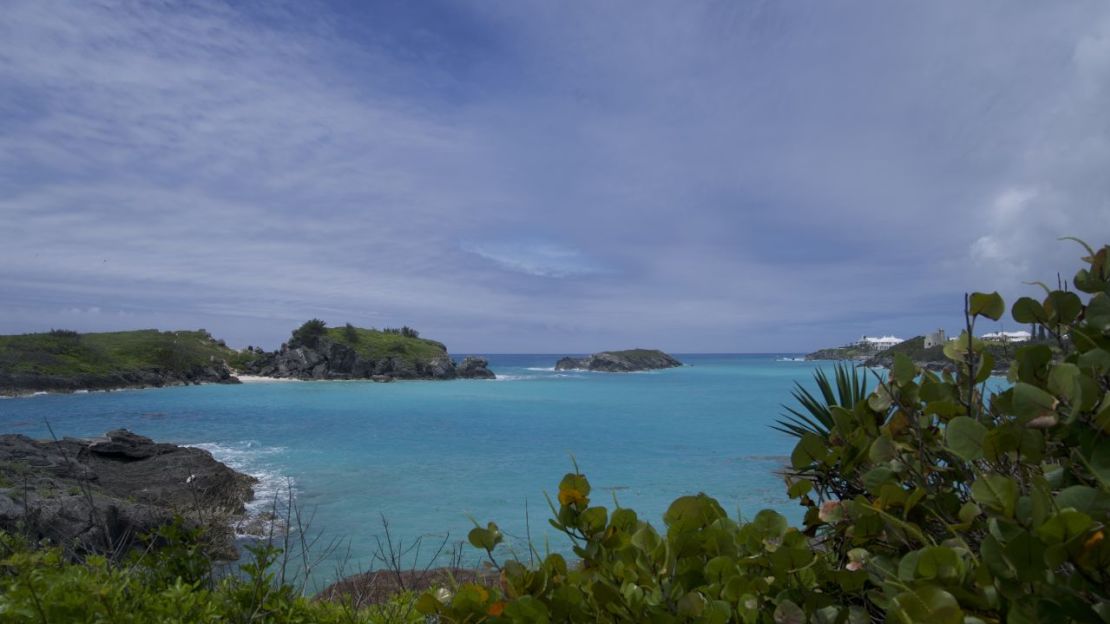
left=0, top=329, right=235, bottom=376
left=3, top=242, right=1108, bottom=622
left=0, top=524, right=423, bottom=623
left=324, top=325, right=447, bottom=364
left=419, top=241, right=1110, bottom=622
left=290, top=319, right=329, bottom=350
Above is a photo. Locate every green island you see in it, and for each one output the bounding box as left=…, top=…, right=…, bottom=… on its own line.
left=0, top=329, right=239, bottom=395
left=0, top=322, right=494, bottom=396
left=2, top=242, right=1109, bottom=622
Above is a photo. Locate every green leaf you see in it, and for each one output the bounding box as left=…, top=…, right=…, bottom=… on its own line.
left=946, top=416, right=987, bottom=461
left=890, top=586, right=964, bottom=624
left=1012, top=297, right=1047, bottom=324
left=1044, top=290, right=1082, bottom=324
left=915, top=546, right=963, bottom=581
left=504, top=596, right=551, bottom=623
left=1037, top=509, right=1093, bottom=543
left=773, top=599, right=806, bottom=624
left=1055, top=486, right=1110, bottom=516
left=972, top=475, right=1018, bottom=517
left=578, top=506, right=608, bottom=534
left=790, top=432, right=827, bottom=469
left=969, top=291, right=1005, bottom=321
left=892, top=353, right=916, bottom=385
left=664, top=493, right=726, bottom=532
left=1011, top=382, right=1058, bottom=423
left=869, top=436, right=897, bottom=463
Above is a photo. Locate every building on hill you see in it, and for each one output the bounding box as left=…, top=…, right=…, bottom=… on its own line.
left=981, top=330, right=1032, bottom=343
left=855, top=335, right=904, bottom=352
left=924, top=329, right=947, bottom=349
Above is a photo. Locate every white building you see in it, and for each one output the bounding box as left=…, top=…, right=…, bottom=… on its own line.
left=924, top=329, right=947, bottom=349
left=981, top=330, right=1032, bottom=343
left=856, top=335, right=905, bottom=351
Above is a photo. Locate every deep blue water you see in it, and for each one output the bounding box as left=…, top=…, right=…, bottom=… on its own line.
left=0, top=354, right=833, bottom=589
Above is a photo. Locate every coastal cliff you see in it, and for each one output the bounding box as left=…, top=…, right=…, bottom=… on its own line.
left=239, top=322, right=495, bottom=381
left=0, top=329, right=240, bottom=396
left=0, top=430, right=256, bottom=558
left=555, top=349, right=682, bottom=372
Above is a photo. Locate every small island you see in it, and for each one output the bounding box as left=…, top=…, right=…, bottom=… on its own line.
left=0, top=321, right=495, bottom=395
left=0, top=329, right=240, bottom=396
left=237, top=320, right=495, bottom=381
left=555, top=349, right=682, bottom=372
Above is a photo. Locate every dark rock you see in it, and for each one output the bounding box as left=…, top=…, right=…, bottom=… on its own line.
left=0, top=430, right=256, bottom=559
left=0, top=361, right=240, bottom=397
left=457, top=357, right=496, bottom=379
left=241, top=338, right=496, bottom=382
left=555, top=349, right=682, bottom=372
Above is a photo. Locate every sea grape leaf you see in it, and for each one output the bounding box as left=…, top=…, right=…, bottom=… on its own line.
left=972, top=475, right=1018, bottom=517
left=969, top=291, right=1005, bottom=321
left=791, top=432, right=827, bottom=469
left=890, top=586, right=964, bottom=624
left=1012, top=297, right=1047, bottom=324
left=1011, top=382, right=1058, bottom=423
left=892, top=353, right=916, bottom=385
left=946, top=416, right=987, bottom=461
left=1044, top=290, right=1082, bottom=324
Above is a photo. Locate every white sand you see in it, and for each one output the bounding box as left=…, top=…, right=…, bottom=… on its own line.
left=236, top=375, right=301, bottom=383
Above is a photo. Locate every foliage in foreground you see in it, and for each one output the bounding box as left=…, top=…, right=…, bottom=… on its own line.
left=420, top=242, right=1110, bottom=622
left=0, top=525, right=423, bottom=623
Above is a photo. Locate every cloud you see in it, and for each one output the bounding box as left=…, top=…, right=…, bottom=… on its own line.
left=1, top=0, right=1109, bottom=352
left=461, top=241, right=605, bottom=277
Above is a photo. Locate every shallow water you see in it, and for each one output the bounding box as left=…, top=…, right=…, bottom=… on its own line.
left=1, top=354, right=833, bottom=588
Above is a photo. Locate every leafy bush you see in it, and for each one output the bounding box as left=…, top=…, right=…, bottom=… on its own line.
left=0, top=524, right=423, bottom=623
left=419, top=241, right=1110, bottom=622
left=290, top=319, right=328, bottom=350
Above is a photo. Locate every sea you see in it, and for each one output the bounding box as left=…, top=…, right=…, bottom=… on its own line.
left=0, top=354, right=840, bottom=589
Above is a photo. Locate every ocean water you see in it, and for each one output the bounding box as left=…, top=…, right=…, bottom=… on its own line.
left=0, top=354, right=835, bottom=589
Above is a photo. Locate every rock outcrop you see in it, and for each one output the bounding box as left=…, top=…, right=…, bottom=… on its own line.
left=555, top=349, right=682, bottom=372
left=242, top=339, right=495, bottom=381
left=0, top=364, right=239, bottom=396
left=0, top=430, right=256, bottom=559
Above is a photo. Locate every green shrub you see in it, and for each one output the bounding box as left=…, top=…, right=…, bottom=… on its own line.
left=290, top=319, right=328, bottom=350
left=0, top=523, right=424, bottom=623
left=420, top=241, right=1110, bottom=622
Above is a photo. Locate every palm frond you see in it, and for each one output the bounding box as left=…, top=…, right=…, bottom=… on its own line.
left=775, top=362, right=870, bottom=440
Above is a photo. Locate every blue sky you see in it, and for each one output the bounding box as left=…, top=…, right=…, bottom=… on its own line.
left=1, top=1, right=1109, bottom=352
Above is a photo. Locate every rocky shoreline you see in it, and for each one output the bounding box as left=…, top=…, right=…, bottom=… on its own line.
left=0, top=364, right=240, bottom=397
left=555, top=349, right=682, bottom=372
left=240, top=340, right=495, bottom=381
left=0, top=429, right=256, bottom=559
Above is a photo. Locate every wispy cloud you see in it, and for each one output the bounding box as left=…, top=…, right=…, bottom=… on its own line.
left=1, top=1, right=1108, bottom=351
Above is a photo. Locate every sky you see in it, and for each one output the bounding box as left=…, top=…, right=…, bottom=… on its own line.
left=1, top=1, right=1109, bottom=353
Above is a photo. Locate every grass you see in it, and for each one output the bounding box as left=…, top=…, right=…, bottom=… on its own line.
left=0, top=329, right=236, bottom=376
left=323, top=326, right=448, bottom=364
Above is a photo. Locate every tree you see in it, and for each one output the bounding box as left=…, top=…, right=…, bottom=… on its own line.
left=343, top=323, right=359, bottom=343
left=289, top=319, right=327, bottom=349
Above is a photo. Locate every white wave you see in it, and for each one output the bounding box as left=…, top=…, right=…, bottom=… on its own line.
left=187, top=441, right=294, bottom=537
left=492, top=374, right=530, bottom=381
left=525, top=367, right=555, bottom=371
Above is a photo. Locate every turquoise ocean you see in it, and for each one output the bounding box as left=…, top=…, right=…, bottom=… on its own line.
left=0, top=354, right=834, bottom=588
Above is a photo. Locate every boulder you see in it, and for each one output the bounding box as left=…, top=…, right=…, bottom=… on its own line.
left=0, top=430, right=256, bottom=559
left=457, top=357, right=496, bottom=379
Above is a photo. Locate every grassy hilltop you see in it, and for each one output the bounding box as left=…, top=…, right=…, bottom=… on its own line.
left=322, top=325, right=449, bottom=365
left=0, top=329, right=235, bottom=377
